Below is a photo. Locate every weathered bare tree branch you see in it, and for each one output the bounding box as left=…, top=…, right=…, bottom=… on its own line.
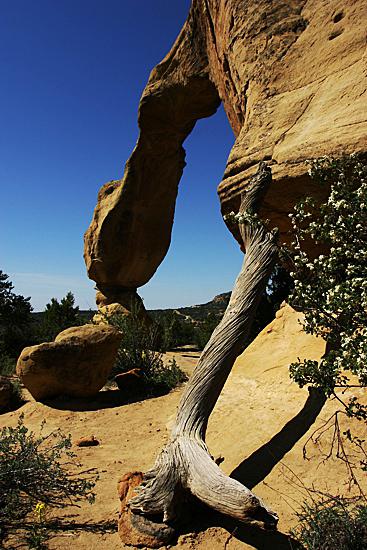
left=123, top=162, right=279, bottom=541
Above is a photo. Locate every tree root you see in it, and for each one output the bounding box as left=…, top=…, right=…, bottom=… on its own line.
left=129, top=436, right=278, bottom=528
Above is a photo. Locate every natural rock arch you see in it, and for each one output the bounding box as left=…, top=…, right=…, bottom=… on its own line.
left=84, top=0, right=366, bottom=307
left=83, top=0, right=367, bottom=544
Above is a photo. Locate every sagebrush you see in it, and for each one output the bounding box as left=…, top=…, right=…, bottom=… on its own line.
left=0, top=414, right=98, bottom=542
left=291, top=497, right=367, bottom=550
left=102, top=300, right=187, bottom=392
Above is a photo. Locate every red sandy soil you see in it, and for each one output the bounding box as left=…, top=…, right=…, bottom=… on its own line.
left=2, top=304, right=366, bottom=549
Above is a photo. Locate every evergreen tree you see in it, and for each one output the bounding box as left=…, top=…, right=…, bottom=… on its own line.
left=38, top=292, right=82, bottom=342
left=0, top=271, right=34, bottom=358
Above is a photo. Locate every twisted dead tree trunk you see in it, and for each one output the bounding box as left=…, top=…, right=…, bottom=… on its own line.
left=120, top=162, right=279, bottom=544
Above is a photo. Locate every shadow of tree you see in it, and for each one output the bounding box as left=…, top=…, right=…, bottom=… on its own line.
left=40, top=386, right=173, bottom=411
left=172, top=498, right=302, bottom=549
left=47, top=517, right=117, bottom=535
left=2, top=518, right=117, bottom=549
left=170, top=389, right=326, bottom=549
left=230, top=388, right=326, bottom=488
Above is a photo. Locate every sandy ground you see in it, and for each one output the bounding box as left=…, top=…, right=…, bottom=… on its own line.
left=1, top=304, right=366, bottom=549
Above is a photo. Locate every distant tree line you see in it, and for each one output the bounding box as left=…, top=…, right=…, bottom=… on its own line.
left=0, top=263, right=294, bottom=375
left=0, top=271, right=82, bottom=375
left=157, top=264, right=293, bottom=350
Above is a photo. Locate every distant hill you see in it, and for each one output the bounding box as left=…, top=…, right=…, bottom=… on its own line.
left=31, top=292, right=231, bottom=326
left=147, top=292, right=231, bottom=324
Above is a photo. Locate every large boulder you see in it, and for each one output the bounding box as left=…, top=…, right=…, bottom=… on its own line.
left=16, top=324, right=123, bottom=401
left=84, top=0, right=366, bottom=295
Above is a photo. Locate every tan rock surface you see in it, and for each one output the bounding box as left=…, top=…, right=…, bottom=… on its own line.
left=16, top=324, right=123, bottom=401
left=216, top=0, right=367, bottom=248
left=84, top=0, right=367, bottom=293
left=3, top=304, right=365, bottom=549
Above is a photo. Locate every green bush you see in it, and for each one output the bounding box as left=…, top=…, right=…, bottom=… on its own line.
left=193, top=312, right=221, bottom=349
left=0, top=414, right=98, bottom=543
left=291, top=497, right=367, bottom=549
left=102, top=301, right=187, bottom=393
left=0, top=355, right=16, bottom=377
left=0, top=356, right=25, bottom=412
left=0, top=271, right=35, bottom=358
left=37, top=292, right=83, bottom=343
left=159, top=310, right=196, bottom=350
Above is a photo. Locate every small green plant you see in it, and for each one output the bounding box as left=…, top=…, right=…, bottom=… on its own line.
left=291, top=497, right=367, bottom=549
left=0, top=414, right=98, bottom=543
left=103, top=300, right=187, bottom=393
left=25, top=502, right=48, bottom=549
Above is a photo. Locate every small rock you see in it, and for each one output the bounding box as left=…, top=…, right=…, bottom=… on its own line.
left=115, top=368, right=143, bottom=391
left=75, top=435, right=99, bottom=447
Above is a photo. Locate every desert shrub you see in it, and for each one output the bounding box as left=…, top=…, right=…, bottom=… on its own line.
left=281, top=153, right=367, bottom=422
left=103, top=301, right=187, bottom=392
left=4, top=378, right=26, bottom=412
left=144, top=356, right=187, bottom=390
left=193, top=312, right=221, bottom=349
left=159, top=310, right=196, bottom=350
left=291, top=497, right=367, bottom=550
left=0, top=414, right=97, bottom=543
left=0, top=355, right=16, bottom=377
left=0, top=357, right=25, bottom=412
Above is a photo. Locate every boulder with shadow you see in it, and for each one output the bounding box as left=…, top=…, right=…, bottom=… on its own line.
left=16, top=324, right=123, bottom=401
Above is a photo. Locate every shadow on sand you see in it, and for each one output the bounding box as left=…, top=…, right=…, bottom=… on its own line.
left=30, top=383, right=326, bottom=548
left=230, top=388, right=326, bottom=488
left=173, top=389, right=326, bottom=549
left=40, top=385, right=176, bottom=411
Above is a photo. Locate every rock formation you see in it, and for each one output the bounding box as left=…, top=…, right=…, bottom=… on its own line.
left=84, top=0, right=367, bottom=300
left=117, top=471, right=175, bottom=548
left=16, top=324, right=123, bottom=401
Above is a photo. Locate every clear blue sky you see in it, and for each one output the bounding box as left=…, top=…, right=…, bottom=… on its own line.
left=1, top=0, right=243, bottom=312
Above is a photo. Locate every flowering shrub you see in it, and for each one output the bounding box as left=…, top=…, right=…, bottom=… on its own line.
left=283, top=154, right=367, bottom=424
left=0, top=415, right=97, bottom=543
left=224, top=153, right=367, bottom=425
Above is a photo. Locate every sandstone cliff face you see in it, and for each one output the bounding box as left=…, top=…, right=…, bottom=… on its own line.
left=212, top=0, right=367, bottom=247
left=84, top=0, right=367, bottom=299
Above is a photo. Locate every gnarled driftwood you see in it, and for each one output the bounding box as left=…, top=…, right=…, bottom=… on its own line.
left=120, top=162, right=279, bottom=545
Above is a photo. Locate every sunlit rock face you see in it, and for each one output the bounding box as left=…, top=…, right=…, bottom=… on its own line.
left=84, top=0, right=367, bottom=298
left=17, top=325, right=123, bottom=400
left=210, top=0, right=367, bottom=249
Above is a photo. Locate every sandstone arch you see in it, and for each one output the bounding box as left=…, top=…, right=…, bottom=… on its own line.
left=83, top=0, right=367, bottom=544
left=84, top=0, right=366, bottom=304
